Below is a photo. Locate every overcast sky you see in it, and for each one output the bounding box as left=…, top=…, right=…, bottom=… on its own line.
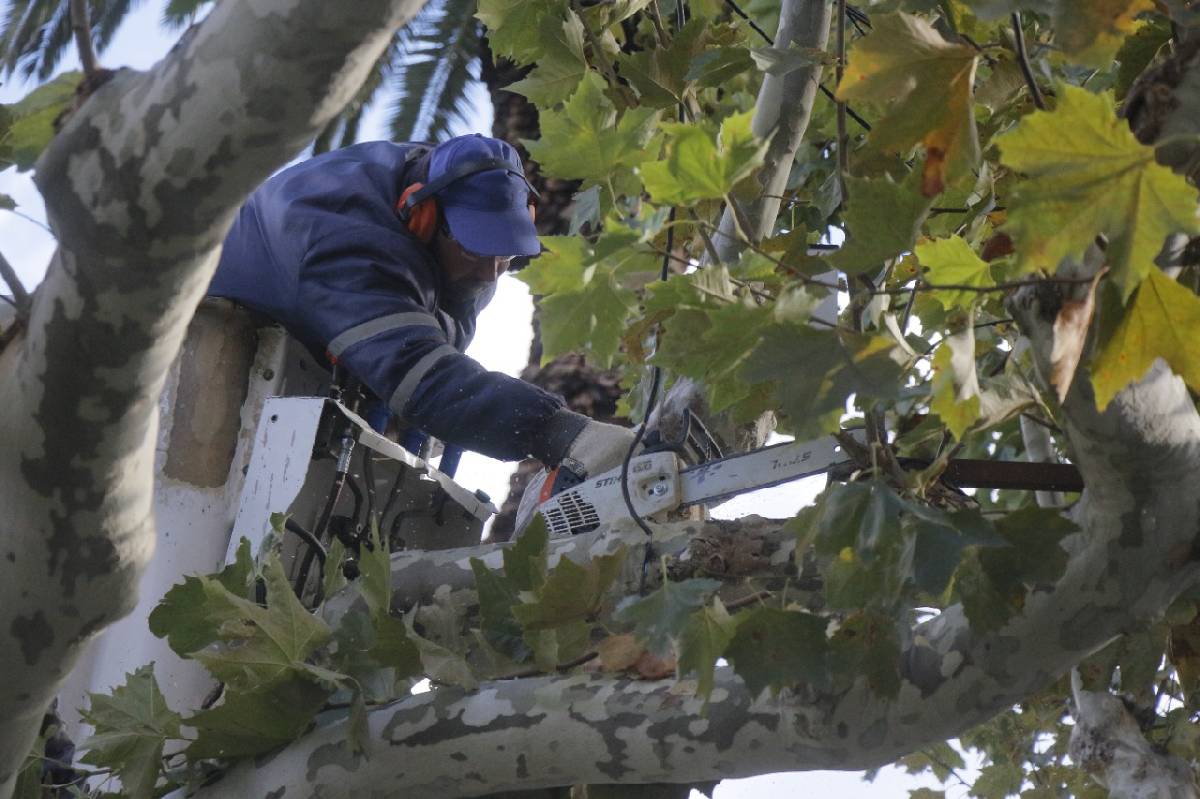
left=0, top=4, right=976, bottom=795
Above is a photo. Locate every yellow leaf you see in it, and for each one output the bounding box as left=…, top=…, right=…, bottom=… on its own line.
left=1091, top=269, right=1200, bottom=409
left=997, top=85, right=1200, bottom=300
left=836, top=12, right=979, bottom=196
left=915, top=235, right=994, bottom=309
left=1055, top=0, right=1155, bottom=68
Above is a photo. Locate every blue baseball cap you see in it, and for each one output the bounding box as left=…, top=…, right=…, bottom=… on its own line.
left=428, top=134, right=541, bottom=258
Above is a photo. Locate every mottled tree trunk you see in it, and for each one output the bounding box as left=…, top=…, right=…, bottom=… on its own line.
left=0, top=0, right=430, bottom=791
left=478, top=42, right=626, bottom=543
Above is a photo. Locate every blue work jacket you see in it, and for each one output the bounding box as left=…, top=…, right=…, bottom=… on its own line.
left=209, top=141, right=570, bottom=462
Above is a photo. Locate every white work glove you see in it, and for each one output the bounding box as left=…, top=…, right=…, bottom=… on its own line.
left=561, top=419, right=640, bottom=479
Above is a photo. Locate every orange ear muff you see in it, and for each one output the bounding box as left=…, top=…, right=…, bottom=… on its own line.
left=397, top=183, right=439, bottom=244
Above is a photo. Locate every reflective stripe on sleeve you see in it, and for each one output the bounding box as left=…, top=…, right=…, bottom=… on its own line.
left=388, top=343, right=460, bottom=416
left=327, top=312, right=445, bottom=359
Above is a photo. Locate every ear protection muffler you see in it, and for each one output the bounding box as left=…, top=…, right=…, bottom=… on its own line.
left=397, top=154, right=540, bottom=245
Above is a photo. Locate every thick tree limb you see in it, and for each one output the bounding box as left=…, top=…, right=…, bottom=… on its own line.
left=0, top=0, right=428, bottom=791
left=205, top=309, right=1200, bottom=795
left=1069, top=671, right=1199, bottom=798
left=376, top=515, right=796, bottom=614
left=710, top=0, right=831, bottom=261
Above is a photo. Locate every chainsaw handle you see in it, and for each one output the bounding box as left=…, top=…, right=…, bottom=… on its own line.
left=540, top=462, right=587, bottom=502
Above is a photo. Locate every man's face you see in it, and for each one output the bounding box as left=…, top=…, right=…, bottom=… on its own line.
left=433, top=222, right=514, bottom=304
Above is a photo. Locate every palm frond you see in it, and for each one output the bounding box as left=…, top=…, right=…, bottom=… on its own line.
left=310, top=21, right=408, bottom=154
left=387, top=0, right=483, bottom=144
left=418, top=0, right=481, bottom=142
left=0, top=0, right=65, bottom=79
left=94, top=0, right=140, bottom=53
left=0, top=0, right=146, bottom=81
left=161, top=0, right=209, bottom=29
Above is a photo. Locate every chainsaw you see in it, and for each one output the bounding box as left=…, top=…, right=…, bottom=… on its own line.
left=514, top=414, right=1085, bottom=539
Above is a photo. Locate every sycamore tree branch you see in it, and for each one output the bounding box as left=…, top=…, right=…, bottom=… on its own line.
left=0, top=0, right=429, bottom=791
left=652, top=0, right=833, bottom=454
left=1069, top=670, right=1198, bottom=798
left=371, top=515, right=798, bottom=616
left=710, top=0, right=832, bottom=261
left=210, top=321, right=1200, bottom=796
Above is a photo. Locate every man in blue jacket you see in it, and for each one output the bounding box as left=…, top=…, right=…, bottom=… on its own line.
left=210, top=133, right=634, bottom=478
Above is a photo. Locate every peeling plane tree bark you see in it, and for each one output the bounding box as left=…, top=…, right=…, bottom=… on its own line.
left=198, top=305, right=1200, bottom=794
left=0, top=0, right=429, bottom=791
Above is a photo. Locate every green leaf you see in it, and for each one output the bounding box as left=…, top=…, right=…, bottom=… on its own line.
left=836, top=13, right=980, bottom=194
left=989, top=506, right=1078, bottom=585
left=406, top=613, right=479, bottom=690
left=1091, top=268, right=1200, bottom=409
left=79, top=666, right=181, bottom=799
left=686, top=47, right=756, bottom=87
left=347, top=691, right=371, bottom=757
left=956, top=549, right=1018, bottom=633
left=475, top=0, right=566, bottom=63
left=512, top=545, right=628, bottom=630
left=615, top=577, right=722, bottom=655
left=0, top=193, right=15, bottom=211
left=185, top=676, right=330, bottom=760
left=506, top=11, right=589, bottom=107
left=724, top=607, right=829, bottom=696
left=916, top=236, right=994, bottom=309
left=1054, top=0, right=1155, bottom=68
left=930, top=324, right=982, bottom=440
left=749, top=45, right=833, bottom=75
left=910, top=509, right=1001, bottom=596
left=639, top=111, right=767, bottom=205
left=471, top=557, right=532, bottom=661
left=569, top=185, right=602, bottom=235
left=618, top=18, right=709, bottom=107
left=996, top=84, right=1199, bottom=300
left=3, top=72, right=82, bottom=171
left=147, top=538, right=256, bottom=656
left=367, top=613, right=423, bottom=676
left=520, top=235, right=590, bottom=295
left=523, top=73, right=660, bottom=185
left=958, top=507, right=1078, bottom=632
left=828, top=612, right=902, bottom=697
left=322, top=536, right=349, bottom=601
left=677, top=597, right=736, bottom=701
left=804, top=480, right=906, bottom=558
left=504, top=517, right=550, bottom=593
left=832, top=171, right=935, bottom=274
left=654, top=299, right=774, bottom=415
left=192, top=556, right=333, bottom=688
left=357, top=520, right=391, bottom=620
left=742, top=325, right=906, bottom=438
left=526, top=620, right=591, bottom=672
left=537, top=270, right=636, bottom=367
left=1114, top=14, right=1172, bottom=99
left=12, top=730, right=46, bottom=799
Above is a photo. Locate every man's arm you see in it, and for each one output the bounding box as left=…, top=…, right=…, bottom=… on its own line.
left=297, top=224, right=590, bottom=462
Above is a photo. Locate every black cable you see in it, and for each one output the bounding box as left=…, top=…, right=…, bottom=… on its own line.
left=363, top=450, right=378, bottom=532
left=284, top=518, right=327, bottom=565
left=293, top=433, right=355, bottom=597
left=618, top=1, right=687, bottom=593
